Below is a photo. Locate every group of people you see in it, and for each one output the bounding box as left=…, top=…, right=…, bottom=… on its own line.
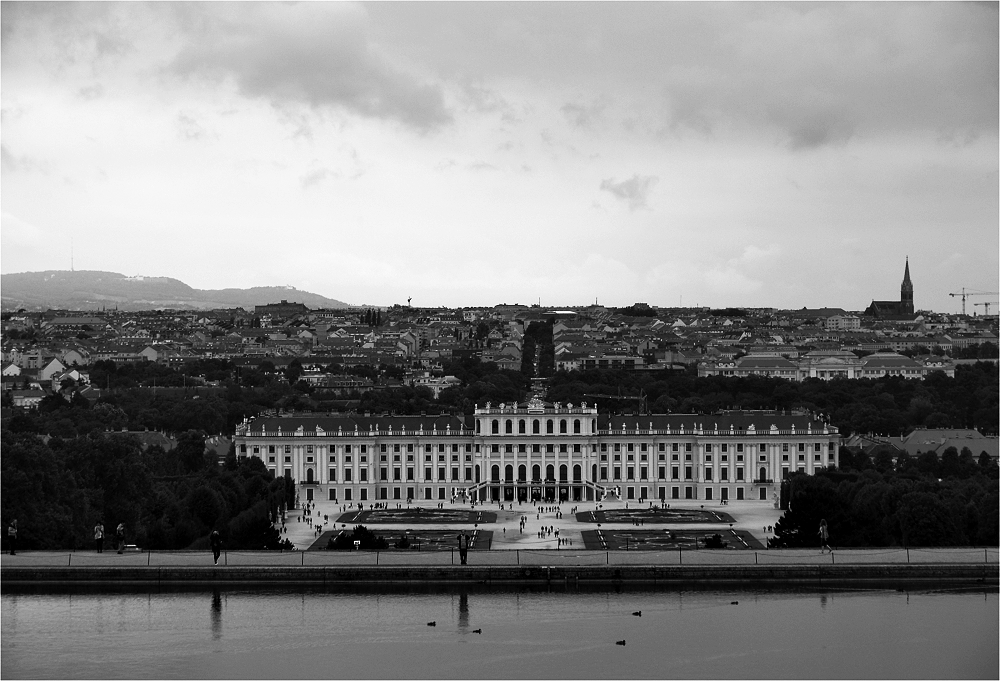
left=90, top=521, right=126, bottom=554
left=537, top=525, right=558, bottom=539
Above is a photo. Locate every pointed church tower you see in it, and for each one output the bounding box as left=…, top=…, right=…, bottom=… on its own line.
left=900, top=257, right=914, bottom=314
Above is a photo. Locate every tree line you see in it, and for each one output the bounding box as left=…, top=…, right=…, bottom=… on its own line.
left=7, top=359, right=998, bottom=441
left=771, top=447, right=998, bottom=548
left=542, top=362, right=999, bottom=436
left=1, top=428, right=296, bottom=552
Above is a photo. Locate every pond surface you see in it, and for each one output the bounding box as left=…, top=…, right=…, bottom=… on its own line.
left=2, top=586, right=996, bottom=679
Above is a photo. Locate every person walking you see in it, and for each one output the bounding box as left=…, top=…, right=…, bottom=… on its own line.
left=116, top=522, right=126, bottom=554
left=7, top=519, right=17, bottom=555
left=457, top=532, right=470, bottom=565
left=94, top=521, right=105, bottom=553
left=818, top=519, right=832, bottom=553
left=210, top=530, right=223, bottom=565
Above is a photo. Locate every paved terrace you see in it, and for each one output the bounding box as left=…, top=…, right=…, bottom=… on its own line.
left=286, top=496, right=779, bottom=552
left=0, top=500, right=1000, bottom=582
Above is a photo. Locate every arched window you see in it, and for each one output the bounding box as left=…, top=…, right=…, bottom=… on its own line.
left=307, top=468, right=314, bottom=482
left=546, top=420, right=554, bottom=434
left=476, top=420, right=481, bottom=434
left=475, top=465, right=481, bottom=483
left=505, top=464, right=514, bottom=483
left=505, top=419, right=513, bottom=434
left=518, top=464, right=527, bottom=482
left=491, top=465, right=500, bottom=482
left=491, top=420, right=499, bottom=435
left=759, top=467, right=767, bottom=481
left=546, top=464, right=555, bottom=481
left=559, top=464, right=568, bottom=482
left=518, top=419, right=526, bottom=434
left=559, top=419, right=567, bottom=434
left=533, top=420, right=540, bottom=434
left=592, top=464, right=598, bottom=482
left=573, top=464, right=582, bottom=482
left=532, top=464, right=541, bottom=482
left=592, top=419, right=596, bottom=432
left=573, top=419, right=581, bottom=434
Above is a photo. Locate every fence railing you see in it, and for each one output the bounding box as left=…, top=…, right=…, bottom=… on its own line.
left=4, top=547, right=998, bottom=568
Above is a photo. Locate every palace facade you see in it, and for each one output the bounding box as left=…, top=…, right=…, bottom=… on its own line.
left=698, top=350, right=955, bottom=380
left=234, top=399, right=840, bottom=505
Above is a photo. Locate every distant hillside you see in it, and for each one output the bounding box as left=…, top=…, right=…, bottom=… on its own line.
left=0, top=270, right=351, bottom=311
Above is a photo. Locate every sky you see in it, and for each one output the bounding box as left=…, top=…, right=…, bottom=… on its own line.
left=2, top=2, right=998, bottom=312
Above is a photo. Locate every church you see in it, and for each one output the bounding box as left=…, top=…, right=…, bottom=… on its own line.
left=865, top=259, right=914, bottom=317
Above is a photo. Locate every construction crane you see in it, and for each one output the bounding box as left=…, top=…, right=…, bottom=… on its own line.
left=948, top=288, right=1000, bottom=315
left=973, top=301, right=997, bottom=316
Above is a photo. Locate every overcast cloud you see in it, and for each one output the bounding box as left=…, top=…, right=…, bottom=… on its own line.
left=2, top=2, right=997, bottom=311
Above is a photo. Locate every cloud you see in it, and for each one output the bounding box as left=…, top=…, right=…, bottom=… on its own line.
left=301, top=168, right=334, bottom=189
left=561, top=99, right=606, bottom=128
left=460, top=81, right=511, bottom=115
left=732, top=244, right=781, bottom=265
left=176, top=112, right=206, bottom=140
left=0, top=144, right=46, bottom=174
left=1, top=212, right=51, bottom=273
left=169, top=4, right=452, bottom=132
left=599, top=175, right=658, bottom=211
left=78, top=84, right=104, bottom=100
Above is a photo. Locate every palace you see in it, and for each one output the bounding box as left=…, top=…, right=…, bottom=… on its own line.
left=234, top=399, right=840, bottom=506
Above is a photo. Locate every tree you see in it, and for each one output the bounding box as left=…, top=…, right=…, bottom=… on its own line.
left=898, top=492, right=961, bottom=546
left=915, top=451, right=939, bottom=476
left=176, top=430, right=208, bottom=473
left=285, top=359, right=303, bottom=385
left=978, top=452, right=999, bottom=479
left=769, top=474, right=847, bottom=548
left=938, top=447, right=960, bottom=478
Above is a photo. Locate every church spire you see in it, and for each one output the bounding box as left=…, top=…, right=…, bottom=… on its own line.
left=900, top=257, right=913, bottom=314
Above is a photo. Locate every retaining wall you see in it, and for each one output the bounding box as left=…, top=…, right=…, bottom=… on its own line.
left=3, top=562, right=996, bottom=589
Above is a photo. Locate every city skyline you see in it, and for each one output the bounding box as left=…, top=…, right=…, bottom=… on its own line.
left=2, top=2, right=997, bottom=312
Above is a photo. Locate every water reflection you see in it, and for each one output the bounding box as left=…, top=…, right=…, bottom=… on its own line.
left=458, top=592, right=469, bottom=631
left=211, top=589, right=222, bottom=640
left=1, top=587, right=996, bottom=680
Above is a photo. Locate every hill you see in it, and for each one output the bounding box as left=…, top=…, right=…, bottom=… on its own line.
left=0, top=270, right=351, bottom=311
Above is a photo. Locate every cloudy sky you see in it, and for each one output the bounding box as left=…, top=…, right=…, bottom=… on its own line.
left=2, top=2, right=997, bottom=311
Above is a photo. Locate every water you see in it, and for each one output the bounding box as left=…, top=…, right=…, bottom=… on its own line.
left=2, top=587, right=996, bottom=679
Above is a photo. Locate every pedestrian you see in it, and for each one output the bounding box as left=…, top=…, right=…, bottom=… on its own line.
left=94, top=521, right=104, bottom=553
left=457, top=532, right=470, bottom=565
left=116, top=522, right=125, bottom=554
left=819, top=519, right=832, bottom=553
left=7, top=519, right=17, bottom=555
left=210, top=529, right=223, bottom=565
